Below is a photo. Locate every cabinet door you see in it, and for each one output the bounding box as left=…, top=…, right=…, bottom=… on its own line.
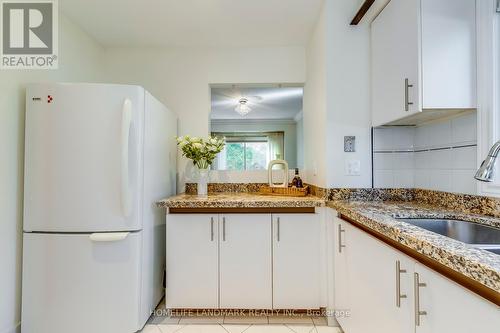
left=421, top=0, right=476, bottom=109
left=165, top=214, right=218, bottom=308
left=219, top=214, right=272, bottom=309
left=333, top=217, right=351, bottom=331
left=272, top=213, right=321, bottom=309
left=414, top=263, right=500, bottom=333
left=371, top=0, right=421, bottom=127
left=346, top=223, right=414, bottom=333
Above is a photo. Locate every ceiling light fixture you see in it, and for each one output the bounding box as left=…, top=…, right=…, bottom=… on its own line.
left=235, top=98, right=251, bottom=116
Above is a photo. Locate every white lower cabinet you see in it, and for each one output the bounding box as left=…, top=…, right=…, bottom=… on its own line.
left=272, top=213, right=321, bottom=309
left=166, top=214, right=219, bottom=309
left=414, top=263, right=500, bottom=333
left=333, top=217, right=351, bottom=330
left=166, top=212, right=320, bottom=309
left=332, top=213, right=500, bottom=333
left=219, top=214, right=272, bottom=309
left=346, top=221, right=414, bottom=333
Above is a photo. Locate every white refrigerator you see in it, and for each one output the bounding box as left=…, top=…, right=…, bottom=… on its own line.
left=21, top=83, right=177, bottom=333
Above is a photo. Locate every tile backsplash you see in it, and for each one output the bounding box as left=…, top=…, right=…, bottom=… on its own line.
left=373, top=112, right=478, bottom=195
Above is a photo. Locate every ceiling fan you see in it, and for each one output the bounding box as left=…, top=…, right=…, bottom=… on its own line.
left=212, top=89, right=263, bottom=116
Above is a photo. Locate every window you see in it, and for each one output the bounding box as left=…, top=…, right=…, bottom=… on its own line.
left=212, top=132, right=284, bottom=171
left=477, top=0, right=500, bottom=195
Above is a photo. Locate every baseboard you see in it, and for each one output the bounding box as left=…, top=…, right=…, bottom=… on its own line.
left=325, top=308, right=340, bottom=327
left=1, top=322, right=21, bottom=333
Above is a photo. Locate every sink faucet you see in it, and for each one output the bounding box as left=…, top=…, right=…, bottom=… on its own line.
left=475, top=140, right=500, bottom=182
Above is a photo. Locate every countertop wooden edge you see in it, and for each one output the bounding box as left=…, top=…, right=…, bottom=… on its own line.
left=340, top=214, right=500, bottom=307
left=168, top=207, right=317, bottom=214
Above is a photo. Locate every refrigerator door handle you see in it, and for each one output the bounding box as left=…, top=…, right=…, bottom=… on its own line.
left=121, top=99, right=133, bottom=217
left=89, top=232, right=130, bottom=242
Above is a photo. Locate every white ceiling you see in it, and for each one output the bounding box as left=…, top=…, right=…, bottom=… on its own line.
left=211, top=86, right=303, bottom=120
left=60, top=0, right=324, bottom=47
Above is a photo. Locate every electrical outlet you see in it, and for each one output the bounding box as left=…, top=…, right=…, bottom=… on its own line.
left=344, top=136, right=356, bottom=152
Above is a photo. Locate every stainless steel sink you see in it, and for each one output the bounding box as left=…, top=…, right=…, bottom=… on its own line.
left=396, top=218, right=500, bottom=255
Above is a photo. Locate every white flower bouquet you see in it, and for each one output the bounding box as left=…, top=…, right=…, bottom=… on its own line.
left=176, top=135, right=225, bottom=169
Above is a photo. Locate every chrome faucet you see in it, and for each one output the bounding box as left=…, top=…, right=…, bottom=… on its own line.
left=475, top=140, right=500, bottom=182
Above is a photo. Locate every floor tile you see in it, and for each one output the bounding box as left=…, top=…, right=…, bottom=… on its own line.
left=142, top=325, right=163, bottom=333
left=285, top=325, right=317, bottom=333
left=158, top=325, right=186, bottom=333
left=311, top=317, right=328, bottom=326
left=179, top=316, right=224, bottom=324
left=175, top=324, right=228, bottom=333
left=224, top=315, right=269, bottom=324
left=150, top=315, right=182, bottom=325
left=268, top=315, right=314, bottom=325
left=244, top=325, right=295, bottom=333
left=221, top=324, right=252, bottom=333
left=314, top=327, right=342, bottom=333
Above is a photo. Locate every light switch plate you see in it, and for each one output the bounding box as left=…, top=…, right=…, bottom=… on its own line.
left=344, top=136, right=356, bottom=152
left=345, top=160, right=361, bottom=176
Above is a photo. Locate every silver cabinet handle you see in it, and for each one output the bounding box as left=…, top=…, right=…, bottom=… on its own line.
left=396, top=260, right=407, bottom=307
left=222, top=217, right=226, bottom=241
left=210, top=217, right=214, bottom=241
left=338, top=224, right=346, bottom=253
left=277, top=217, right=280, bottom=242
left=414, top=273, right=427, bottom=326
left=404, top=78, right=414, bottom=111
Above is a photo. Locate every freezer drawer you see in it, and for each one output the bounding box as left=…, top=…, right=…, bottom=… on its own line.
left=21, top=231, right=142, bottom=333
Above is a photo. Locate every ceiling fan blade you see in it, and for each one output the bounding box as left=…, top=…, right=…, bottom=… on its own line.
left=211, top=100, right=237, bottom=107
left=246, top=95, right=263, bottom=102
left=254, top=88, right=303, bottom=101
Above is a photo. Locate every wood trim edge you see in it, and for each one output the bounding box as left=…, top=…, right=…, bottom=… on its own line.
left=169, top=207, right=316, bottom=214
left=350, top=0, right=376, bottom=25
left=340, top=214, right=500, bottom=307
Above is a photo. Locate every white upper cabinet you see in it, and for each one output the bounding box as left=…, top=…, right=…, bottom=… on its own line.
left=372, top=0, right=421, bottom=126
left=371, top=0, right=476, bottom=127
left=272, top=213, right=321, bottom=309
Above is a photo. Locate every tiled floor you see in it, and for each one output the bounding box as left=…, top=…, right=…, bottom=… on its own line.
left=142, top=301, right=339, bottom=333
left=141, top=323, right=340, bottom=333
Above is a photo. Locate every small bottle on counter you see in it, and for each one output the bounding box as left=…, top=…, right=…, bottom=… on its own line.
left=291, top=168, right=303, bottom=188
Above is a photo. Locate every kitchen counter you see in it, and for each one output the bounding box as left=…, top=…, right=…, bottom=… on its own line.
left=158, top=189, right=500, bottom=298
left=328, top=200, right=500, bottom=295
left=157, top=192, right=325, bottom=209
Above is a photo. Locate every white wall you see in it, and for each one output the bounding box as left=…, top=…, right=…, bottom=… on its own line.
left=303, top=3, right=328, bottom=187
left=211, top=119, right=299, bottom=168
left=103, top=46, right=306, bottom=189
left=303, top=0, right=372, bottom=188
left=296, top=112, right=304, bottom=169
left=0, top=15, right=105, bottom=333
left=325, top=0, right=372, bottom=188
left=373, top=112, right=478, bottom=194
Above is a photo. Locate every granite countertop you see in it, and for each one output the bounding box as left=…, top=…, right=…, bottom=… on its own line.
left=157, top=189, right=500, bottom=294
left=157, top=192, right=325, bottom=208
left=328, top=200, right=500, bottom=294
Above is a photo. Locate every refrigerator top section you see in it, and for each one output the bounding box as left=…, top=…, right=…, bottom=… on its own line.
left=27, top=82, right=148, bottom=90
left=23, top=83, right=145, bottom=232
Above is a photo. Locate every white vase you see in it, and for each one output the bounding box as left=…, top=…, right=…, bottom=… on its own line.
left=197, top=168, right=209, bottom=196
